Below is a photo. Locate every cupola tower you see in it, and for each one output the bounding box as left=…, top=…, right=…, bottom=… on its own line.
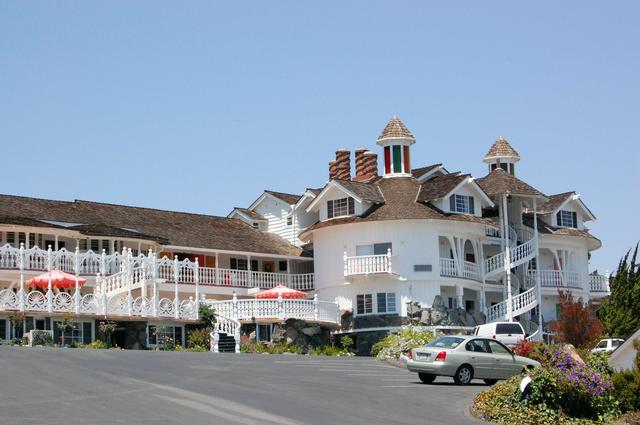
left=376, top=115, right=415, bottom=177
left=483, top=137, right=520, bottom=176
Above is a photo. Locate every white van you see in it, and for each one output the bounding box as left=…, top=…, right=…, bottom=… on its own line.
left=473, top=322, right=526, bottom=348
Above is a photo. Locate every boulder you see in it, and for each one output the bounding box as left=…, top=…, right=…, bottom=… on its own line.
left=561, top=344, right=585, bottom=365
left=301, top=326, right=321, bottom=336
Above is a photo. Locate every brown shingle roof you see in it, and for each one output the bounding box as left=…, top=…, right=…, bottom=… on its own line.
left=476, top=168, right=545, bottom=198
left=523, top=214, right=599, bottom=242
left=264, top=190, right=301, bottom=205
left=231, top=207, right=267, bottom=221
left=377, top=116, right=415, bottom=141
left=0, top=194, right=304, bottom=257
left=534, top=192, right=574, bottom=214
left=302, top=177, right=496, bottom=235
left=484, top=137, right=520, bottom=160
left=411, top=164, right=442, bottom=179
left=417, top=173, right=468, bottom=202
left=333, top=179, right=385, bottom=203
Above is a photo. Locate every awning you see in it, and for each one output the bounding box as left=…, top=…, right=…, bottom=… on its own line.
left=27, top=270, right=87, bottom=289
left=254, top=284, right=307, bottom=299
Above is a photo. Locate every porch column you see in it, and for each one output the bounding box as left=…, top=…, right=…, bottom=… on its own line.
left=126, top=249, right=133, bottom=316
left=18, top=243, right=25, bottom=312
left=25, top=232, right=30, bottom=249
left=151, top=250, right=158, bottom=317
left=286, top=259, right=291, bottom=287
left=173, top=256, right=180, bottom=319
left=479, top=241, right=486, bottom=313
left=194, top=257, right=200, bottom=320
left=54, top=235, right=59, bottom=251
left=46, top=246, right=53, bottom=313
left=455, top=284, right=463, bottom=311
left=533, top=197, right=543, bottom=339
left=247, top=255, right=252, bottom=287
left=74, top=247, right=80, bottom=315
left=215, top=252, right=219, bottom=285
left=502, top=194, right=513, bottom=322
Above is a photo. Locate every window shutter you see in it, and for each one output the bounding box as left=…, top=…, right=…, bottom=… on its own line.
left=572, top=212, right=577, bottom=228
left=556, top=212, right=561, bottom=226
left=230, top=258, right=237, bottom=270
left=450, top=195, right=456, bottom=212
left=327, top=200, right=334, bottom=219
left=348, top=197, right=355, bottom=215
left=469, top=197, right=475, bottom=214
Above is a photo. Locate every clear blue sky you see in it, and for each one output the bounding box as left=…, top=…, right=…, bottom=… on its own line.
left=1, top=2, right=638, bottom=273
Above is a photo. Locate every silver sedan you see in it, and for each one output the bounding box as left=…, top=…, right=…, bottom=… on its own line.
left=406, top=335, right=540, bottom=385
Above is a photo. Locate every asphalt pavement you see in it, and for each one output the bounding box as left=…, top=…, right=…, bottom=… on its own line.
left=0, top=347, right=486, bottom=425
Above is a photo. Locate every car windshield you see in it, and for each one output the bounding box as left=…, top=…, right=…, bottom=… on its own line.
left=596, top=340, right=608, bottom=348
left=427, top=336, right=465, bottom=349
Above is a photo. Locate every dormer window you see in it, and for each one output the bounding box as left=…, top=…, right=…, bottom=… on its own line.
left=557, top=210, right=577, bottom=228
left=327, top=197, right=355, bottom=219
left=252, top=222, right=259, bottom=229
left=449, top=194, right=475, bottom=214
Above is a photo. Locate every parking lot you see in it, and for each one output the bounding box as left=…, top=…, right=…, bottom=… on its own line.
left=0, top=347, right=485, bottom=425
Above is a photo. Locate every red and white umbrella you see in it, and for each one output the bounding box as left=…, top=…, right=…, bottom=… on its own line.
left=27, top=270, right=86, bottom=289
left=254, top=284, right=307, bottom=299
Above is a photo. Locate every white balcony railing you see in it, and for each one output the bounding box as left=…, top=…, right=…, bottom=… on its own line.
left=589, top=274, right=610, bottom=293
left=0, top=244, right=314, bottom=291
left=439, top=258, right=481, bottom=282
left=527, top=270, right=581, bottom=288
left=344, top=250, right=392, bottom=276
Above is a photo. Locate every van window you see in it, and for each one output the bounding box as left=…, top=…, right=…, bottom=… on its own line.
left=495, top=323, right=524, bottom=335
left=474, top=326, right=479, bottom=335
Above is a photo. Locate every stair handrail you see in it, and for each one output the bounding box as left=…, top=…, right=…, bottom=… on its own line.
left=210, top=312, right=241, bottom=353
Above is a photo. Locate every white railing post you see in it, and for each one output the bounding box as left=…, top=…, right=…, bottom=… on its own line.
left=194, top=257, right=200, bottom=320
left=152, top=251, right=158, bottom=317
left=234, top=326, right=241, bottom=353
left=387, top=248, right=393, bottom=274
left=18, top=243, right=25, bottom=312
left=278, top=293, right=284, bottom=320
left=212, top=324, right=220, bottom=353
left=98, top=274, right=108, bottom=316
left=232, top=292, right=238, bottom=320
left=343, top=251, right=348, bottom=276
left=313, top=293, right=319, bottom=321
left=46, top=245, right=53, bottom=313
left=126, top=249, right=133, bottom=316
left=74, top=246, right=81, bottom=315
left=173, top=256, right=180, bottom=319
left=101, top=249, right=107, bottom=276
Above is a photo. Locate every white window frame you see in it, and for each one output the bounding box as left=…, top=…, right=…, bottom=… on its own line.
left=376, top=292, right=396, bottom=314
left=355, top=242, right=392, bottom=257
left=557, top=210, right=577, bottom=228
left=327, top=197, right=355, bottom=219
left=356, top=294, right=373, bottom=315
left=147, top=324, right=185, bottom=348
left=256, top=324, right=273, bottom=342
left=451, top=194, right=474, bottom=214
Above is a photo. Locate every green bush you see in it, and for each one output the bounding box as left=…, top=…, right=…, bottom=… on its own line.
left=240, top=341, right=302, bottom=354
left=612, top=370, right=640, bottom=413
left=585, top=352, right=614, bottom=377
left=308, top=344, right=352, bottom=356
left=31, top=331, right=53, bottom=346
left=370, top=327, right=435, bottom=359
left=187, top=328, right=210, bottom=349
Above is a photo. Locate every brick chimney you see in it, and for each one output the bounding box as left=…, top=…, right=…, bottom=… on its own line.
left=334, top=148, right=351, bottom=180
left=329, top=159, right=338, bottom=180
left=353, top=147, right=368, bottom=180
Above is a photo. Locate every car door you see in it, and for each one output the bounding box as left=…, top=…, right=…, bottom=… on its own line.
left=463, top=339, right=493, bottom=379
left=487, top=340, right=520, bottom=378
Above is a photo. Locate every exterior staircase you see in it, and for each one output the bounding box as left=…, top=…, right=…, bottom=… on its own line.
left=484, top=224, right=540, bottom=339
left=210, top=313, right=241, bottom=353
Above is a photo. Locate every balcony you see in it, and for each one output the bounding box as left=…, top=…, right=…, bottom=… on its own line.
left=344, top=251, right=392, bottom=277
left=527, top=270, right=581, bottom=288
left=439, top=258, right=481, bottom=282
left=589, top=274, right=610, bottom=295
left=169, top=267, right=314, bottom=291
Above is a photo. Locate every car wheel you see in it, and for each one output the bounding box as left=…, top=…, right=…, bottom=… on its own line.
left=454, top=365, right=473, bottom=385
left=483, top=379, right=498, bottom=385
left=418, top=373, right=436, bottom=384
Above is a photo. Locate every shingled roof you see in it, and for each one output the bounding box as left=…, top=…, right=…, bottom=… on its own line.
left=412, top=164, right=443, bottom=179
left=377, top=116, right=415, bottom=141
left=264, top=190, right=301, bottom=205
left=523, top=214, right=600, bottom=245
left=0, top=194, right=305, bottom=257
left=230, top=207, right=267, bottom=221
left=302, top=177, right=496, bottom=236
left=417, top=173, right=469, bottom=202
left=484, top=137, right=520, bottom=160
left=333, top=179, right=385, bottom=203
left=476, top=168, right=545, bottom=198
left=534, top=192, right=574, bottom=214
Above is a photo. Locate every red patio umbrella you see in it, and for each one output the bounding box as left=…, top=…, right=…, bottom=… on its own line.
left=27, top=270, right=87, bottom=290
left=255, top=284, right=307, bottom=299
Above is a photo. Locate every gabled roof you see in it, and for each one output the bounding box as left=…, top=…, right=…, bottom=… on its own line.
left=533, top=192, right=596, bottom=221
left=523, top=214, right=601, bottom=249
left=264, top=190, right=301, bottom=205
left=484, top=137, right=520, bottom=161
left=412, top=164, right=444, bottom=180
left=332, top=179, right=385, bottom=203
left=476, top=168, right=545, bottom=198
left=0, top=194, right=305, bottom=257
left=228, top=207, right=267, bottom=222
left=416, top=173, right=468, bottom=202
left=376, top=116, right=415, bottom=142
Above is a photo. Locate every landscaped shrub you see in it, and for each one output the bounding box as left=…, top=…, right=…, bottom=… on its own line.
left=551, top=290, right=603, bottom=349
left=308, top=344, right=352, bottom=356
left=370, top=327, right=435, bottom=359
left=612, top=370, right=640, bottom=413
left=585, top=352, right=614, bottom=378
left=187, top=328, right=210, bottom=349
left=31, top=330, right=53, bottom=346
left=240, top=341, right=303, bottom=354
left=473, top=348, right=620, bottom=424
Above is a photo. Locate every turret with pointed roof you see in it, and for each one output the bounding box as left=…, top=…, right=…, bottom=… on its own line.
left=483, top=137, right=520, bottom=176
left=376, top=116, right=415, bottom=177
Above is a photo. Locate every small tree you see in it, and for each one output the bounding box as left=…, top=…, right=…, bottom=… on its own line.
left=8, top=313, right=24, bottom=340
left=198, top=304, right=216, bottom=330
left=550, top=290, right=602, bottom=348
left=56, top=317, right=74, bottom=347
left=599, top=244, right=640, bottom=338
left=98, top=321, right=117, bottom=347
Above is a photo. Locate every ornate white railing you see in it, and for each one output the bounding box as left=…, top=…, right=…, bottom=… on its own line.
left=344, top=250, right=392, bottom=276
left=439, top=258, right=481, bottom=282
left=486, top=287, right=537, bottom=323
left=589, top=274, right=610, bottom=294
left=527, top=270, right=581, bottom=288
left=0, top=244, right=314, bottom=291
left=206, top=294, right=340, bottom=325
left=0, top=288, right=197, bottom=320
left=211, top=313, right=241, bottom=353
